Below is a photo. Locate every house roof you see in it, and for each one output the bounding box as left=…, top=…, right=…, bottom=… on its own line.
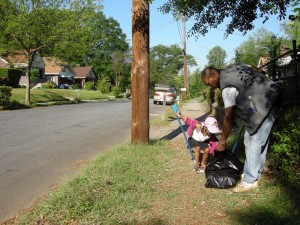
left=2, top=51, right=45, bottom=69
left=43, top=57, right=64, bottom=75
left=73, top=66, right=93, bottom=78
left=6, top=53, right=27, bottom=64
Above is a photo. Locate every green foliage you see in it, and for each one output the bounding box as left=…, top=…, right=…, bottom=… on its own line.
left=30, top=69, right=39, bottom=81
left=42, top=81, right=57, bottom=89
left=0, top=86, right=12, bottom=108
left=0, top=0, right=101, bottom=104
left=85, top=81, right=94, bottom=91
left=83, top=12, right=130, bottom=84
left=206, top=46, right=227, bottom=68
left=235, top=28, right=282, bottom=67
left=97, top=77, right=110, bottom=93
left=269, top=121, right=300, bottom=182
left=159, top=0, right=292, bottom=37
left=71, top=84, right=81, bottom=90
left=0, top=68, right=22, bottom=87
left=188, top=69, right=206, bottom=98
left=112, top=86, right=121, bottom=98
left=150, top=44, right=197, bottom=92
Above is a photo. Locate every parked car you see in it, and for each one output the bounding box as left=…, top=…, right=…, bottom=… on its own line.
left=153, top=87, right=177, bottom=105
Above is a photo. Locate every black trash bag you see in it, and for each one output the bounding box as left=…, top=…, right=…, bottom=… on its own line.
left=205, top=150, right=244, bottom=189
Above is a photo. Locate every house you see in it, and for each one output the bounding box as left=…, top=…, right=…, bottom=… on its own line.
left=43, top=57, right=76, bottom=88
left=257, top=56, right=271, bottom=74
left=0, top=51, right=45, bottom=87
left=73, top=66, right=96, bottom=88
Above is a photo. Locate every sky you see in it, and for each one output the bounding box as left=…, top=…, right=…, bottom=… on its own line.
left=102, top=0, right=295, bottom=72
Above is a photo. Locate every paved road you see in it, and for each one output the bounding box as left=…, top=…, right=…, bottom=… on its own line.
left=0, top=100, right=166, bottom=221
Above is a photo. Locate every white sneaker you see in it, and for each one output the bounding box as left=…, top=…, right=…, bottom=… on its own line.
left=233, top=181, right=258, bottom=193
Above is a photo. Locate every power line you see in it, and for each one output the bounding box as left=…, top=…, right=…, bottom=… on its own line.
left=186, top=42, right=236, bottom=55
left=150, top=20, right=176, bottom=32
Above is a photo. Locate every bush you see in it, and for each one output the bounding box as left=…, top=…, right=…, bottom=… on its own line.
left=42, top=81, right=57, bottom=89
left=0, top=86, right=12, bottom=109
left=85, top=81, right=94, bottom=91
left=71, top=84, right=81, bottom=90
left=0, top=68, right=22, bottom=87
left=97, top=78, right=110, bottom=93
left=269, top=121, right=300, bottom=182
left=112, top=86, right=121, bottom=98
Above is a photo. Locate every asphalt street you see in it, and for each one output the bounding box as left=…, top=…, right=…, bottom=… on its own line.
left=0, top=100, right=166, bottom=221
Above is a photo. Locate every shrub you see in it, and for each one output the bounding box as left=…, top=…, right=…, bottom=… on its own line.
left=97, top=78, right=110, bottom=93
left=0, top=68, right=22, bottom=87
left=269, top=121, right=300, bottom=182
left=71, top=84, right=81, bottom=90
left=85, top=81, right=94, bottom=91
left=30, top=69, right=39, bottom=81
left=112, top=86, right=121, bottom=98
left=0, top=86, right=12, bottom=108
left=42, top=81, right=57, bottom=89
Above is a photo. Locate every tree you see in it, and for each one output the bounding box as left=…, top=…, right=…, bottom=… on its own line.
left=0, top=0, right=101, bottom=105
left=206, top=46, right=227, bottom=68
left=280, top=19, right=300, bottom=47
left=159, top=0, right=294, bottom=37
left=235, top=28, right=283, bottom=67
left=188, top=68, right=207, bottom=98
left=84, top=11, right=129, bottom=86
left=149, top=44, right=197, bottom=92
left=111, top=51, right=127, bottom=87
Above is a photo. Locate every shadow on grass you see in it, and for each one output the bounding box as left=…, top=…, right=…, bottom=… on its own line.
left=228, top=176, right=300, bottom=225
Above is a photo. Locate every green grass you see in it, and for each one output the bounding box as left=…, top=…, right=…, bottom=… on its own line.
left=10, top=88, right=111, bottom=104
left=8, top=134, right=299, bottom=225
left=12, top=137, right=300, bottom=225
left=15, top=140, right=172, bottom=225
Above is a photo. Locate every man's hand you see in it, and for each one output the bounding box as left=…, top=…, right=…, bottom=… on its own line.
left=216, top=142, right=226, bottom=151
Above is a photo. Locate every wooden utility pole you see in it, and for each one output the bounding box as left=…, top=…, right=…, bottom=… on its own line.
left=182, top=15, right=187, bottom=101
left=131, top=0, right=150, bottom=144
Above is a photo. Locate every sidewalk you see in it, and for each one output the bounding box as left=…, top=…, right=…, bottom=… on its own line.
left=150, top=99, right=212, bottom=140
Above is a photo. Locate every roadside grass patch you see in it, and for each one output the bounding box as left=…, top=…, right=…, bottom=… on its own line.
left=150, top=105, right=177, bottom=126
left=14, top=141, right=173, bottom=225
left=10, top=89, right=109, bottom=105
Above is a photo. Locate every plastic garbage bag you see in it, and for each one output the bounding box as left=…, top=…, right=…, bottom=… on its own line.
left=205, top=150, right=244, bottom=189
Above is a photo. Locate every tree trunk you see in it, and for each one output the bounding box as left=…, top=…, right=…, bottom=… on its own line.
left=25, top=66, right=31, bottom=105
left=131, top=0, right=150, bottom=144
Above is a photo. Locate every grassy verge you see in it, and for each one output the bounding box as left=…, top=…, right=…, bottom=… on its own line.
left=11, top=137, right=300, bottom=225
left=11, top=89, right=108, bottom=104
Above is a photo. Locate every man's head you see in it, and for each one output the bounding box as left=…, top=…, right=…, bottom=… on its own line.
left=201, top=66, right=220, bottom=89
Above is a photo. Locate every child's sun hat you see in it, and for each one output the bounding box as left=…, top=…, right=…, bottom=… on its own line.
left=204, top=117, right=221, bottom=134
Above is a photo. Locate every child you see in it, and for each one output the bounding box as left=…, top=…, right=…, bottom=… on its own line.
left=200, top=117, right=221, bottom=171
left=177, top=113, right=221, bottom=173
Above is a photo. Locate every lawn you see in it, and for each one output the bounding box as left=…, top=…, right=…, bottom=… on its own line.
left=10, top=88, right=110, bottom=104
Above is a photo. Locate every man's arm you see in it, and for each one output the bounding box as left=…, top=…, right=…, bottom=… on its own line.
left=216, top=106, right=234, bottom=151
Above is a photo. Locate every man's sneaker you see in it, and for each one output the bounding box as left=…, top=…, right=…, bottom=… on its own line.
left=233, top=181, right=258, bottom=193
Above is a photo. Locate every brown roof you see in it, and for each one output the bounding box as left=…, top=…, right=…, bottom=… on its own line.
left=73, top=66, right=93, bottom=78
left=43, top=57, right=64, bottom=74
left=6, top=53, right=28, bottom=64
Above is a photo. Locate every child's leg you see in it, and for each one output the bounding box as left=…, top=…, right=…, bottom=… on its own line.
left=201, top=148, right=209, bottom=168
left=194, top=146, right=201, bottom=166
